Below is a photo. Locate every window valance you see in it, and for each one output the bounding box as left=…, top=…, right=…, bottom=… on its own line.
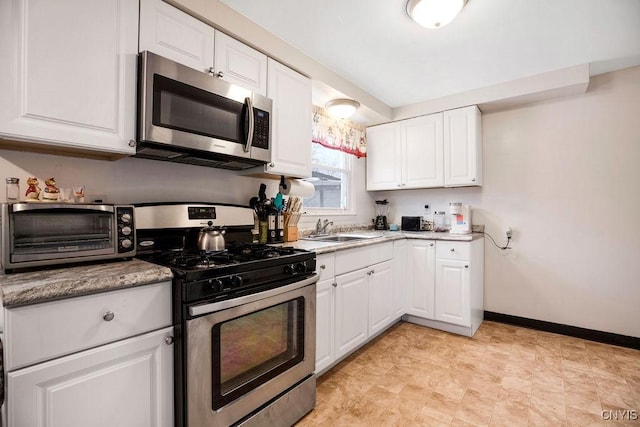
left=311, top=105, right=366, bottom=158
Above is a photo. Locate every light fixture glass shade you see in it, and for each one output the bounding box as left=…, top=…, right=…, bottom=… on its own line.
left=325, top=99, right=360, bottom=119
left=407, top=0, right=465, bottom=29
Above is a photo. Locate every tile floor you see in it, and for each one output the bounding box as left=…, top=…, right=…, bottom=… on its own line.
left=297, top=321, right=640, bottom=426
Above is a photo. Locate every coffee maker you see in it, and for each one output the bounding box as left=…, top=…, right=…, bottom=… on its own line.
left=374, top=199, right=390, bottom=230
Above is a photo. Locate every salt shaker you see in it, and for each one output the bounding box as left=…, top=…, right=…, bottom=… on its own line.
left=6, top=178, right=20, bottom=201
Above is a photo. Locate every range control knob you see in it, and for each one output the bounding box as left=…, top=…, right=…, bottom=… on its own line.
left=121, top=239, right=132, bottom=249
left=295, top=262, right=307, bottom=273
left=121, top=226, right=132, bottom=236
left=209, top=279, right=224, bottom=293
left=284, top=264, right=296, bottom=275
left=230, top=275, right=244, bottom=288
left=121, top=213, right=132, bottom=223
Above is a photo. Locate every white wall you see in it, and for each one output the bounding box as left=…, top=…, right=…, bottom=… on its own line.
left=0, top=149, right=374, bottom=229
left=376, top=65, right=640, bottom=338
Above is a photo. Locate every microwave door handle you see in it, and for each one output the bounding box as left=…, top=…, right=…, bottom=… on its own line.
left=243, top=97, right=254, bottom=153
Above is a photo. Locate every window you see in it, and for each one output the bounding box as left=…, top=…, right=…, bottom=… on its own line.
left=303, top=142, right=353, bottom=213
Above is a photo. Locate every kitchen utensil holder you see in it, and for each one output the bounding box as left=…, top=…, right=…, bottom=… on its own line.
left=284, top=226, right=298, bottom=242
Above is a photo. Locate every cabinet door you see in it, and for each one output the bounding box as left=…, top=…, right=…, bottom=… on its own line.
left=406, top=240, right=436, bottom=319
left=443, top=105, right=482, bottom=187
left=368, top=260, right=394, bottom=336
left=392, top=239, right=407, bottom=318
left=0, top=0, right=138, bottom=155
left=315, top=277, right=335, bottom=374
left=366, top=123, right=402, bottom=190
left=214, top=31, right=267, bottom=95
left=139, top=0, right=215, bottom=73
left=335, top=268, right=369, bottom=359
left=266, top=58, right=312, bottom=178
left=8, top=327, right=174, bottom=427
left=403, top=113, right=444, bottom=188
left=435, top=258, right=471, bottom=326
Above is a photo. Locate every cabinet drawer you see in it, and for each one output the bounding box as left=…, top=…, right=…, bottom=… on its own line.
left=436, top=241, right=470, bottom=260
left=335, top=242, right=393, bottom=275
left=316, top=253, right=335, bottom=281
left=5, top=281, right=172, bottom=371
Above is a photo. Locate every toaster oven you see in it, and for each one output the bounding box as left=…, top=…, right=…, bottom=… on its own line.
left=1, top=203, right=135, bottom=272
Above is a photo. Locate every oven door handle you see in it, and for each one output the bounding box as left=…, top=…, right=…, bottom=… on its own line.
left=189, top=273, right=319, bottom=317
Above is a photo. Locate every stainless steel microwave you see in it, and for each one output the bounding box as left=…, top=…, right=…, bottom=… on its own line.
left=1, top=203, right=135, bottom=272
left=136, top=51, right=272, bottom=170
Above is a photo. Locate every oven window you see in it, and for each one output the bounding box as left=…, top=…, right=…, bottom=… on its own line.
left=153, top=75, right=244, bottom=143
left=211, top=297, right=305, bottom=409
left=11, top=210, right=114, bottom=255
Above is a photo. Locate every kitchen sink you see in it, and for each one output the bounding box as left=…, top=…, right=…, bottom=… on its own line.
left=303, top=234, right=379, bottom=242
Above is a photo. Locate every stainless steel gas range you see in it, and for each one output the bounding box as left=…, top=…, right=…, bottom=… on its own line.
left=134, top=203, right=317, bottom=427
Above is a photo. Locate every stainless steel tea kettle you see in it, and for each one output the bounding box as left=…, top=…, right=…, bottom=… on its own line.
left=197, top=221, right=226, bottom=252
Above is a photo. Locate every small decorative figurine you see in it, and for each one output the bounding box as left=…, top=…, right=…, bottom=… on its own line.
left=25, top=177, right=41, bottom=200
left=42, top=177, right=60, bottom=201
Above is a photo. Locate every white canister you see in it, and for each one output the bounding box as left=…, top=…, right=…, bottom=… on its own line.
left=449, top=203, right=472, bottom=234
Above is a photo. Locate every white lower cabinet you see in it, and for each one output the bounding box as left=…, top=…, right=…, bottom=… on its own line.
left=8, top=327, right=174, bottom=427
left=335, top=268, right=370, bottom=359
left=4, top=282, right=174, bottom=426
left=368, top=260, right=394, bottom=336
left=405, top=239, right=484, bottom=337
left=315, top=253, right=336, bottom=374
left=406, top=240, right=436, bottom=319
left=392, top=239, right=408, bottom=318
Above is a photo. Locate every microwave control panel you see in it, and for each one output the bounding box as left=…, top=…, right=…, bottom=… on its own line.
left=252, top=109, right=270, bottom=149
left=116, top=206, right=135, bottom=254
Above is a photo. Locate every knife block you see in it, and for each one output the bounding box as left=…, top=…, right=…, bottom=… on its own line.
left=284, top=226, right=298, bottom=242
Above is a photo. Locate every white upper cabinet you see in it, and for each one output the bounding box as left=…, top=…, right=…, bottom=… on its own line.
left=367, top=113, right=443, bottom=190
left=443, top=105, right=482, bottom=186
left=262, top=58, right=312, bottom=178
left=366, top=106, right=481, bottom=190
left=214, top=32, right=267, bottom=96
left=404, top=113, right=444, bottom=188
left=139, top=0, right=267, bottom=95
left=366, top=122, right=402, bottom=190
left=0, top=0, right=138, bottom=156
left=139, top=0, right=215, bottom=73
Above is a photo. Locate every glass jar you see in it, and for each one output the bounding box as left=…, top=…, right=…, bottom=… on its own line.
left=433, top=211, right=448, bottom=232
left=6, top=177, right=20, bottom=201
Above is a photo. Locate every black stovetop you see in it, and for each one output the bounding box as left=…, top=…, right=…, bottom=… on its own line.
left=138, top=242, right=316, bottom=303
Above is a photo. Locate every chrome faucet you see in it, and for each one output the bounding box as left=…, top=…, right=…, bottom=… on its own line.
left=315, top=219, right=333, bottom=236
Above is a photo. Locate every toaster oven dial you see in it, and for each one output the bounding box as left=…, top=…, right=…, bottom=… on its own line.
left=121, top=226, right=132, bottom=236
left=120, top=239, right=132, bottom=249
left=120, top=213, right=132, bottom=223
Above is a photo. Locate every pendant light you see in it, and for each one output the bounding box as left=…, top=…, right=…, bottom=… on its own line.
left=324, top=99, right=360, bottom=119
left=406, top=0, right=466, bottom=29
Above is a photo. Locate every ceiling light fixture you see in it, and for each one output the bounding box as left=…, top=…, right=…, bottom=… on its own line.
left=324, top=98, right=360, bottom=119
left=406, top=0, right=466, bottom=29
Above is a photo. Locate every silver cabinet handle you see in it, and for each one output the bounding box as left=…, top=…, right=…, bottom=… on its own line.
left=269, top=162, right=275, bottom=167
left=332, top=282, right=337, bottom=287
left=371, top=269, right=375, bottom=274
left=207, top=67, right=215, bottom=74
left=465, top=265, right=469, bottom=269
left=472, top=178, right=476, bottom=182
left=165, top=336, right=174, bottom=345
left=429, top=243, right=434, bottom=247
left=128, top=140, right=136, bottom=147
left=450, top=248, right=455, bottom=252
left=320, top=265, right=326, bottom=270
left=103, top=311, right=115, bottom=322
left=216, top=71, right=224, bottom=78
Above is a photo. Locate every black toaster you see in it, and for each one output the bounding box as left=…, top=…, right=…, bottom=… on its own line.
left=401, top=216, right=423, bottom=231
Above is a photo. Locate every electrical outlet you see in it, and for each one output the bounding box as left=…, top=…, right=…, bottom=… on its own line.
left=506, top=226, right=512, bottom=239
left=471, top=224, right=484, bottom=233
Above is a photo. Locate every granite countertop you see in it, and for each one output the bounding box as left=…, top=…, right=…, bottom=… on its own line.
left=0, top=259, right=173, bottom=308
left=283, top=230, right=483, bottom=254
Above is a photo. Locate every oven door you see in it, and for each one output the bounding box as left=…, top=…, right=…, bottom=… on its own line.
left=185, top=275, right=317, bottom=427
